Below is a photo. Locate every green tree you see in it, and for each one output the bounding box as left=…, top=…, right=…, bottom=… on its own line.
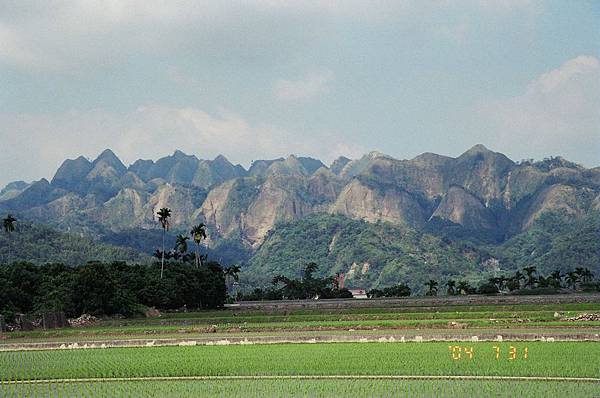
left=2, top=214, right=17, bottom=263
left=445, top=279, right=456, bottom=296
left=457, top=280, right=472, bottom=295
left=581, top=268, right=594, bottom=283
left=425, top=279, right=438, bottom=296
left=156, top=208, right=172, bottom=279
left=549, top=270, right=563, bottom=288
left=224, top=265, right=241, bottom=296
left=565, top=271, right=579, bottom=290
left=522, top=266, right=537, bottom=289
left=190, top=223, right=207, bottom=268
left=175, top=234, right=189, bottom=256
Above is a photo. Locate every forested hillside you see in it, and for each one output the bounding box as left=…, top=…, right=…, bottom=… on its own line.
left=0, top=222, right=148, bottom=265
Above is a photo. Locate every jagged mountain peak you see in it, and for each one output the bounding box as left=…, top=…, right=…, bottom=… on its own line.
left=410, top=152, right=452, bottom=167
left=93, top=149, right=126, bottom=173
left=456, top=144, right=514, bottom=169
left=265, top=155, right=308, bottom=177
left=465, top=143, right=490, bottom=153
left=248, top=158, right=285, bottom=176
left=212, top=154, right=233, bottom=165
left=95, top=148, right=119, bottom=163
left=330, top=156, right=351, bottom=175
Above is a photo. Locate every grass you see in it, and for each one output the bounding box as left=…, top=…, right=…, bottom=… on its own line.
left=1, top=342, right=598, bottom=381
left=2, top=379, right=600, bottom=398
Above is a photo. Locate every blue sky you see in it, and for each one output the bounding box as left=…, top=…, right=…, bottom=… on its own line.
left=0, top=0, right=599, bottom=187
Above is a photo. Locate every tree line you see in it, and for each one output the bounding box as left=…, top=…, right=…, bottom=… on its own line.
left=0, top=260, right=227, bottom=322
left=0, top=211, right=236, bottom=322
left=368, top=266, right=599, bottom=298
left=239, top=263, right=353, bottom=301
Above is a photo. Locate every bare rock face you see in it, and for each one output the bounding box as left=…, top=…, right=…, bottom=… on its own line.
left=365, top=156, right=447, bottom=200
left=431, top=186, right=497, bottom=230
left=89, top=188, right=149, bottom=230
left=195, top=179, right=247, bottom=238
left=501, top=166, right=548, bottom=209
left=197, top=170, right=342, bottom=246
left=192, top=154, right=246, bottom=188
left=243, top=176, right=314, bottom=246
left=330, top=179, right=426, bottom=228
left=521, top=184, right=586, bottom=229
left=338, top=151, right=389, bottom=179
left=143, top=184, right=200, bottom=228
left=592, top=193, right=600, bottom=211
left=449, top=144, right=514, bottom=207
left=51, top=156, right=93, bottom=192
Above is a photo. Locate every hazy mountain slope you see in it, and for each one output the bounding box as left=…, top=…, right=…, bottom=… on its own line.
left=0, top=222, right=149, bottom=265
left=247, top=213, right=490, bottom=294
left=492, top=211, right=600, bottom=276
left=1, top=146, right=599, bottom=289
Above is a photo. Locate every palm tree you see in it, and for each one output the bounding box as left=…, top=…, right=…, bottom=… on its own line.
left=156, top=207, right=172, bottom=279
left=522, top=266, right=537, bottom=289
left=3, top=214, right=17, bottom=263
left=513, top=271, right=525, bottom=289
left=175, top=234, right=189, bottom=256
left=425, top=280, right=438, bottom=296
left=190, top=223, right=207, bottom=268
left=580, top=268, right=594, bottom=283
left=565, top=272, right=579, bottom=290
left=445, top=279, right=456, bottom=296
left=549, top=270, right=562, bottom=288
left=575, top=267, right=594, bottom=283
left=457, top=280, right=471, bottom=295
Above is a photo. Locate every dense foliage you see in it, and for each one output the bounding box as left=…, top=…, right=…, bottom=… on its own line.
left=0, top=222, right=148, bottom=265
left=0, top=261, right=226, bottom=321
left=244, top=211, right=600, bottom=294
left=246, top=213, right=490, bottom=294
left=493, top=211, right=600, bottom=275
left=240, top=263, right=353, bottom=300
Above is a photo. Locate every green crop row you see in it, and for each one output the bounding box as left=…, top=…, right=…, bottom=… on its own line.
left=1, top=342, right=598, bottom=382
left=1, top=379, right=600, bottom=398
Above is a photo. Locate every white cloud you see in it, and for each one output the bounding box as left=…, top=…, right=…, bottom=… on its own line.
left=274, top=71, right=334, bottom=101
left=473, top=55, right=600, bottom=165
left=0, top=105, right=356, bottom=186
left=0, top=1, right=541, bottom=72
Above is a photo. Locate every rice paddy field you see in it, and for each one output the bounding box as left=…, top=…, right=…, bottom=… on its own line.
left=3, top=301, right=600, bottom=343
left=1, top=342, right=599, bottom=397
left=1, top=297, right=599, bottom=397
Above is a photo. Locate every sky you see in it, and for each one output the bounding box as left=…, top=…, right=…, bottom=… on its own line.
left=0, top=0, right=599, bottom=187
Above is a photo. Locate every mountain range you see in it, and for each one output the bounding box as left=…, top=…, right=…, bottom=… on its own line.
left=1, top=145, right=599, bottom=291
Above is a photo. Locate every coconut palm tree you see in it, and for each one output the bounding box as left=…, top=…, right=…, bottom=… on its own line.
left=581, top=268, right=594, bottom=283
left=156, top=207, right=172, bottom=279
left=175, top=234, right=189, bottom=256
left=190, top=223, right=207, bottom=268
left=549, top=270, right=563, bottom=288
left=513, top=271, right=525, bottom=289
left=457, top=281, right=472, bottom=295
left=3, top=214, right=16, bottom=263
left=425, top=280, right=438, bottom=296
left=565, top=272, right=579, bottom=290
left=445, top=279, right=456, bottom=296
left=522, top=266, right=537, bottom=289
